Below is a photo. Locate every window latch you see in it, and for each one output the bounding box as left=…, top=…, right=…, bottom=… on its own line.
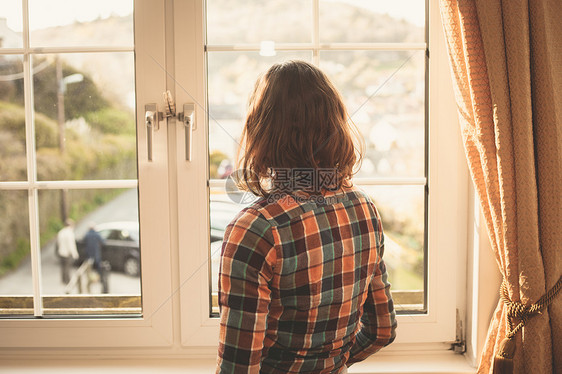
left=178, top=103, right=195, bottom=162
left=164, top=90, right=196, bottom=162
left=144, top=92, right=196, bottom=162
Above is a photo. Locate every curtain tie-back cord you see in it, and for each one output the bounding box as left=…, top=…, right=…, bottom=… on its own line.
left=493, top=275, right=562, bottom=374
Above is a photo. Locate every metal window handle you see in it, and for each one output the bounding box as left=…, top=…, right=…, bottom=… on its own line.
left=145, top=97, right=194, bottom=162
left=179, top=103, right=195, bottom=161
left=145, top=103, right=162, bottom=162
left=162, top=91, right=196, bottom=161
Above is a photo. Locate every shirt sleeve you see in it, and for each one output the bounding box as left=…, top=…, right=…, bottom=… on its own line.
left=347, top=205, right=397, bottom=365
left=216, top=208, right=276, bottom=374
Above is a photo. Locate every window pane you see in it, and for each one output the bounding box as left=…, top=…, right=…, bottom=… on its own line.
left=320, top=50, right=425, bottom=178
left=28, top=0, right=133, bottom=47
left=205, top=1, right=427, bottom=316
left=33, top=53, right=137, bottom=181
left=208, top=184, right=426, bottom=314
left=0, top=1, right=23, bottom=49
left=209, top=185, right=250, bottom=315
left=358, top=184, right=425, bottom=311
left=206, top=0, right=311, bottom=44
left=207, top=51, right=312, bottom=173
left=38, top=188, right=141, bottom=308
left=0, top=190, right=32, bottom=315
left=0, top=54, right=26, bottom=181
left=319, top=0, right=425, bottom=43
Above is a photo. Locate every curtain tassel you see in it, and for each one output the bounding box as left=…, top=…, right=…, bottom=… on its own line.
left=491, top=276, right=562, bottom=374
left=493, top=336, right=516, bottom=374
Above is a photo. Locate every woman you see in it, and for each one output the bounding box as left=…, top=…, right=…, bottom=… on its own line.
left=217, top=60, right=397, bottom=373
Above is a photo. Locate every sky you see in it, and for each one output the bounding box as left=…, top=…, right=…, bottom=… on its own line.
left=0, top=0, right=424, bottom=32
left=323, top=0, right=425, bottom=27
left=0, top=0, right=133, bottom=32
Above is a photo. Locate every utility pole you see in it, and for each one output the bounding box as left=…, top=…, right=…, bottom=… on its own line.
left=56, top=56, right=68, bottom=223
left=55, top=57, right=83, bottom=224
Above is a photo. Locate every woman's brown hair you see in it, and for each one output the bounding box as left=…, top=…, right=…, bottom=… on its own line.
left=237, top=60, right=363, bottom=197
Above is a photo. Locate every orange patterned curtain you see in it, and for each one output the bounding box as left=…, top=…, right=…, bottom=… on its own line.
left=438, top=0, right=562, bottom=373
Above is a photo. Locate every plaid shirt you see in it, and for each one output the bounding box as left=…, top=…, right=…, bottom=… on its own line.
left=217, top=187, right=397, bottom=373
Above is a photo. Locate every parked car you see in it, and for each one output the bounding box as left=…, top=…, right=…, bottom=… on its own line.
left=74, top=198, right=246, bottom=280
left=76, top=221, right=140, bottom=277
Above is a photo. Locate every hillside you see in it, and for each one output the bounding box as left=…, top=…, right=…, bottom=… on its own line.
left=30, top=15, right=134, bottom=110
left=27, top=4, right=422, bottom=113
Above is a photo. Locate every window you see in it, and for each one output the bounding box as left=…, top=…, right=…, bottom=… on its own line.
left=1, top=0, right=468, bottom=357
left=0, top=0, right=142, bottom=315
left=205, top=0, right=428, bottom=316
left=0, top=0, right=175, bottom=347
left=177, top=0, right=466, bottom=346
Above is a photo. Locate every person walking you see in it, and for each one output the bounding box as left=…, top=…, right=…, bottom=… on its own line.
left=83, top=224, right=108, bottom=293
left=56, top=219, right=79, bottom=284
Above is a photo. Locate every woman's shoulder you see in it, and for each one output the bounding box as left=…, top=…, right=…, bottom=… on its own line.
left=224, top=199, right=275, bottom=238
left=236, top=185, right=374, bottom=226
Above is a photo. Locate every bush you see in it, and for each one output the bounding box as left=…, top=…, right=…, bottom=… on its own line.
left=85, top=107, right=135, bottom=135
left=0, top=238, right=30, bottom=277
left=0, top=57, right=110, bottom=122
left=0, top=101, right=60, bottom=148
left=210, top=150, right=228, bottom=179
left=32, top=58, right=109, bottom=121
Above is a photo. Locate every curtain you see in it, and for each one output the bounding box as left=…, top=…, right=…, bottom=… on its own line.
left=439, top=0, right=562, bottom=373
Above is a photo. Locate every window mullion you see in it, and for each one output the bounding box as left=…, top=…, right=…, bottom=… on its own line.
left=312, top=0, right=319, bottom=65
left=205, top=43, right=427, bottom=52
left=22, top=0, right=43, bottom=317
left=34, top=180, right=138, bottom=190
left=27, top=46, right=134, bottom=54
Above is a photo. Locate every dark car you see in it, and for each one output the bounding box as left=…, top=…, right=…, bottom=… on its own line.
left=76, top=221, right=140, bottom=276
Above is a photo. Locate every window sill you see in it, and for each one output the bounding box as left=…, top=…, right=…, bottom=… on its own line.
left=350, top=353, right=475, bottom=374
left=0, top=354, right=476, bottom=374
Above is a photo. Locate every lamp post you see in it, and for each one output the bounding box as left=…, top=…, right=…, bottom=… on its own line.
left=56, top=56, right=83, bottom=222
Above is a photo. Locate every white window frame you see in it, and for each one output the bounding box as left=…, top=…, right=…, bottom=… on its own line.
left=0, top=0, right=496, bottom=367
left=0, top=0, right=176, bottom=349
left=176, top=0, right=468, bottom=349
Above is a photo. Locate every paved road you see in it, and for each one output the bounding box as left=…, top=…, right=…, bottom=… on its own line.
left=0, top=189, right=141, bottom=296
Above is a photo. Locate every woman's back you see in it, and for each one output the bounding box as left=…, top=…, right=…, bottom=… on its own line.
left=218, top=187, right=396, bottom=373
